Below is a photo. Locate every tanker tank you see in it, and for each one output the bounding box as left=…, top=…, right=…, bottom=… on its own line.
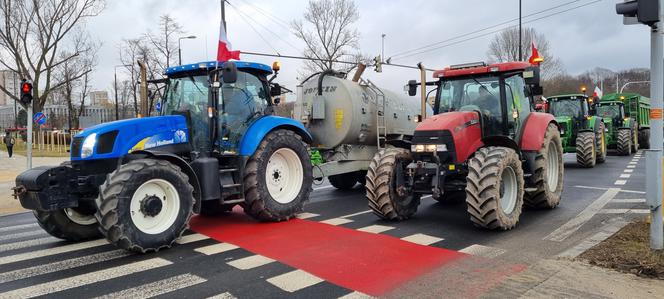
left=294, top=70, right=432, bottom=189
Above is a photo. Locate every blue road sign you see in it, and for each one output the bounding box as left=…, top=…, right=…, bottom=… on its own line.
left=33, top=112, right=46, bottom=125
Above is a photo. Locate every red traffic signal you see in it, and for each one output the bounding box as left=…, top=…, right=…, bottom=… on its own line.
left=19, top=80, right=33, bottom=105
left=22, top=82, right=31, bottom=93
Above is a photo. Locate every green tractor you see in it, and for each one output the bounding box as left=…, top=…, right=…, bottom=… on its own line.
left=595, top=93, right=650, bottom=155
left=547, top=94, right=606, bottom=167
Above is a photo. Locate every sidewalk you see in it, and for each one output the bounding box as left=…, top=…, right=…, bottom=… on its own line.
left=0, top=150, right=67, bottom=215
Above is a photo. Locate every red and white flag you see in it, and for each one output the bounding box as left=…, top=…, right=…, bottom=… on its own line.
left=593, top=86, right=603, bottom=98
left=217, top=20, right=240, bottom=61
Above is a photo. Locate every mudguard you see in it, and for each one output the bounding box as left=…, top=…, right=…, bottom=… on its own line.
left=238, top=116, right=313, bottom=156
left=520, top=112, right=557, bottom=151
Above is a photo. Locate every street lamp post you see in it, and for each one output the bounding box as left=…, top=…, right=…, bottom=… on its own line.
left=619, top=80, right=650, bottom=93
left=178, top=35, right=197, bottom=66
left=114, top=64, right=131, bottom=121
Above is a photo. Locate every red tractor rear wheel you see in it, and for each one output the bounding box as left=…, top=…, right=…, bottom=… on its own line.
left=524, top=124, right=564, bottom=209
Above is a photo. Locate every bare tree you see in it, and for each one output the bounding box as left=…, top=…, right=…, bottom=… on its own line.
left=145, top=14, right=184, bottom=70
left=291, top=0, right=364, bottom=76
left=0, top=0, right=105, bottom=112
left=487, top=27, right=564, bottom=81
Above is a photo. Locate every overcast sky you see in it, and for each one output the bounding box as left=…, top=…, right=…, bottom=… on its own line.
left=85, top=0, right=650, bottom=96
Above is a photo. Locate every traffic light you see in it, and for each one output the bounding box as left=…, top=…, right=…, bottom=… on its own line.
left=373, top=55, right=382, bottom=73
left=20, top=80, right=33, bottom=105
left=616, top=0, right=660, bottom=26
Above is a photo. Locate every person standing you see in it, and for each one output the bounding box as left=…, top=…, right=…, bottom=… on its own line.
left=3, top=130, right=15, bottom=158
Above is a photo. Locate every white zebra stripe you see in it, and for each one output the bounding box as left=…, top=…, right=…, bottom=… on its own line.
left=93, top=273, right=205, bottom=299
left=0, top=230, right=45, bottom=242
left=0, top=239, right=108, bottom=266
left=0, top=223, right=39, bottom=233
left=0, top=236, right=58, bottom=253
left=0, top=258, right=172, bottom=299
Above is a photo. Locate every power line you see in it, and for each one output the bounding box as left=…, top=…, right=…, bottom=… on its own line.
left=234, top=0, right=292, bottom=30
left=388, top=0, right=582, bottom=59
left=392, top=0, right=603, bottom=61
left=240, top=51, right=435, bottom=71
left=226, top=1, right=281, bottom=55
left=228, top=0, right=301, bottom=53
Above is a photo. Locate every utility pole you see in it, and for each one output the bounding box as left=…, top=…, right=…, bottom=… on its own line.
left=519, top=0, right=523, bottom=61
left=381, top=34, right=386, bottom=62
left=221, top=0, right=226, bottom=30
left=13, top=72, right=17, bottom=128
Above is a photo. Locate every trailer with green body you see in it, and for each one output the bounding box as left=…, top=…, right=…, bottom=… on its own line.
left=595, top=93, right=650, bottom=155
left=547, top=94, right=606, bottom=167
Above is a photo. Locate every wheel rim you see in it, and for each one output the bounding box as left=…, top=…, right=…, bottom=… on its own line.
left=546, top=141, right=560, bottom=192
left=129, top=179, right=180, bottom=235
left=266, top=148, right=304, bottom=204
left=499, top=166, right=518, bottom=215
left=601, top=131, right=606, bottom=155
left=64, top=208, right=96, bottom=225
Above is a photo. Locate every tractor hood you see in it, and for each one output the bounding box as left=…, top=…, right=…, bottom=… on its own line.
left=414, top=111, right=483, bottom=163
left=71, top=115, right=189, bottom=161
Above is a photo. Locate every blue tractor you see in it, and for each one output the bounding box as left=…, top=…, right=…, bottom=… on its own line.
left=13, top=61, right=314, bottom=252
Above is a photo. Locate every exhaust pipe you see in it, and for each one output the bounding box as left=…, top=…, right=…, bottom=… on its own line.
left=418, top=62, right=427, bottom=120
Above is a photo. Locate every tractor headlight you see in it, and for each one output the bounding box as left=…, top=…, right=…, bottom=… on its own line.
left=81, top=133, right=97, bottom=158
left=411, top=144, right=447, bottom=152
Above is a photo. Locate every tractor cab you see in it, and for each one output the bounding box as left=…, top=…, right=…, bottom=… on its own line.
left=161, top=61, right=282, bottom=154
left=429, top=62, right=542, bottom=141
left=547, top=94, right=592, bottom=135
left=595, top=99, right=627, bottom=129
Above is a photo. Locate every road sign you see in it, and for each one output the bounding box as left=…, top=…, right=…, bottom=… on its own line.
left=33, top=112, right=46, bottom=125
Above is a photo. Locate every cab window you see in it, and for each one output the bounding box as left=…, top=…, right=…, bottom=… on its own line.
left=219, top=71, right=269, bottom=151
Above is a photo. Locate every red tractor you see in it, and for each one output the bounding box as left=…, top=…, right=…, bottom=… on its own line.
left=365, top=61, right=563, bottom=230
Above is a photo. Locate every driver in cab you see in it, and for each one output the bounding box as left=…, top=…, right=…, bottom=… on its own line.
left=475, top=86, right=501, bottom=117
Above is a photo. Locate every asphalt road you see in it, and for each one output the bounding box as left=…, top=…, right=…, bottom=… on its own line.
left=0, top=151, right=648, bottom=298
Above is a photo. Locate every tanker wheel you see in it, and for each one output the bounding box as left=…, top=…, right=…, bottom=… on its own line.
left=596, top=122, right=607, bottom=164
left=34, top=207, right=101, bottom=242
left=466, top=146, right=524, bottom=230
left=365, top=148, right=420, bottom=221
left=328, top=174, right=358, bottom=190
left=199, top=200, right=235, bottom=217
left=524, top=124, right=564, bottom=209
left=95, top=159, right=194, bottom=253
left=575, top=131, right=596, bottom=168
left=243, top=130, right=312, bottom=222
left=640, top=129, right=650, bottom=149
left=616, top=128, right=632, bottom=156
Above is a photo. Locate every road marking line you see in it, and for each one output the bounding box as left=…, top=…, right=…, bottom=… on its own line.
left=338, top=291, right=376, bottom=299
left=266, top=269, right=323, bottom=292
left=207, top=292, right=238, bottom=299
left=0, top=250, right=130, bottom=283
left=93, top=273, right=206, bottom=299
left=0, top=230, right=45, bottom=242
left=459, top=244, right=506, bottom=258
left=357, top=225, right=394, bottom=234
left=544, top=188, right=620, bottom=242
left=614, top=180, right=627, bottom=185
left=339, top=210, right=372, bottom=219
left=0, top=223, right=39, bottom=233
left=0, top=236, right=58, bottom=252
left=176, top=233, right=209, bottom=244
left=227, top=254, right=275, bottom=270
left=313, top=185, right=334, bottom=191
left=0, top=258, right=172, bottom=299
left=629, top=162, right=637, bottom=165
left=612, top=198, right=646, bottom=203
left=624, top=169, right=634, bottom=173
left=620, top=174, right=631, bottom=179
left=627, top=165, right=636, bottom=169
left=599, top=209, right=649, bottom=214
left=0, top=239, right=108, bottom=266
left=400, top=233, right=444, bottom=246
left=296, top=212, right=320, bottom=219
left=194, top=243, right=239, bottom=255
left=574, top=185, right=644, bottom=194
left=320, top=218, right=353, bottom=226
left=558, top=218, right=629, bottom=259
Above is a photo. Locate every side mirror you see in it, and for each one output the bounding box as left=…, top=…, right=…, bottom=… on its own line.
left=270, top=83, right=282, bottom=97
left=407, top=80, right=417, bottom=96
left=523, top=66, right=541, bottom=86
left=273, top=97, right=281, bottom=105
left=530, top=85, right=544, bottom=96
left=223, top=61, right=238, bottom=84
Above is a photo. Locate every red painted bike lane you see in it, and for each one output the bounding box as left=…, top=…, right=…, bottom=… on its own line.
left=190, top=210, right=524, bottom=297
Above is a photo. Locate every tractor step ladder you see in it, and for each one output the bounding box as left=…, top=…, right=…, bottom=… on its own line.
left=365, top=79, right=387, bottom=149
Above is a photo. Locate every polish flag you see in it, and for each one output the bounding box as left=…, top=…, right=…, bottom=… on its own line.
left=593, top=86, right=603, bottom=98
left=217, top=20, right=240, bottom=61
left=528, top=42, right=543, bottom=65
